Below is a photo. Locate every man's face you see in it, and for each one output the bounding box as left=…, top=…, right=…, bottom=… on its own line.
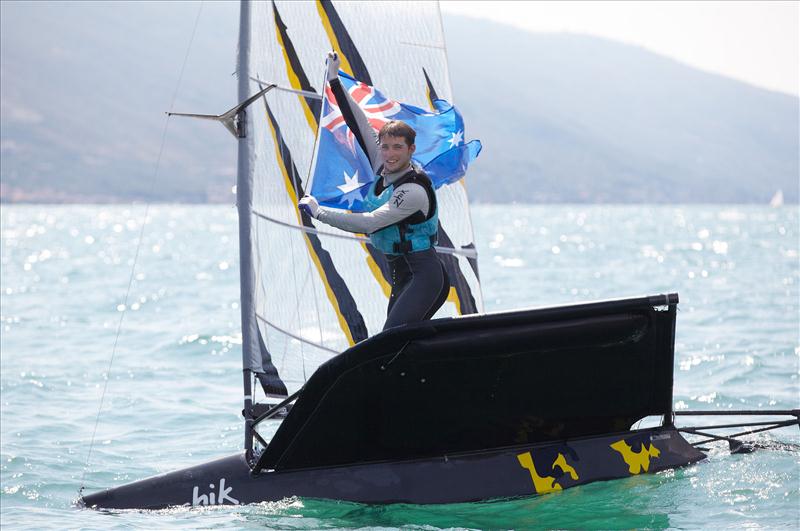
left=379, top=135, right=415, bottom=173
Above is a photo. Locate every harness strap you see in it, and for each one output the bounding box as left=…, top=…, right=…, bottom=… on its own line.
left=393, top=224, right=412, bottom=254
left=391, top=169, right=437, bottom=254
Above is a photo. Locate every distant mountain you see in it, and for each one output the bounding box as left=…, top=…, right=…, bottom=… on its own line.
left=1, top=1, right=238, bottom=203
left=445, top=16, right=799, bottom=204
left=1, top=3, right=797, bottom=203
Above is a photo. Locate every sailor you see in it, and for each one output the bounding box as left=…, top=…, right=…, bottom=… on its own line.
left=299, top=52, right=450, bottom=331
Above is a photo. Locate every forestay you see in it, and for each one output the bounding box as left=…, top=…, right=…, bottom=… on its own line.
left=241, top=0, right=483, bottom=395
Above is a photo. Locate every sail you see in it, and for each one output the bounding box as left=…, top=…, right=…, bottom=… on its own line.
left=240, top=0, right=483, bottom=395
left=769, top=189, right=784, bottom=207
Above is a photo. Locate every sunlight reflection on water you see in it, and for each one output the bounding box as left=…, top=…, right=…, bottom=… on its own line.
left=1, top=204, right=797, bottom=530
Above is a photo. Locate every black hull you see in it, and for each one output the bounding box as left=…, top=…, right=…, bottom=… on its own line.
left=81, top=426, right=705, bottom=510
left=83, top=294, right=696, bottom=509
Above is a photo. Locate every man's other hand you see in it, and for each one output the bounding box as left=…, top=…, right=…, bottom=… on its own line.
left=299, top=196, right=320, bottom=218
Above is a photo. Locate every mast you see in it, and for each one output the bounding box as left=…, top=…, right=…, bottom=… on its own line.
left=236, top=0, right=257, bottom=453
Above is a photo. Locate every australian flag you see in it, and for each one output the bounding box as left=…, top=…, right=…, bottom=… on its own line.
left=310, top=72, right=482, bottom=212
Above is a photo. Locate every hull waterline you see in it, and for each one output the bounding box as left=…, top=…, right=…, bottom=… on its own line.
left=81, top=426, right=704, bottom=510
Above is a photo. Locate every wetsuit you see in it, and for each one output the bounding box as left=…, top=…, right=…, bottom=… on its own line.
left=315, top=76, right=450, bottom=331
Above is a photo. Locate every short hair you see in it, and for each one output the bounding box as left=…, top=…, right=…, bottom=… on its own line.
left=378, top=120, right=416, bottom=146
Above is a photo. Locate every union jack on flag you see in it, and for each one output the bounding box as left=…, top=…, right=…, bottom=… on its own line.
left=310, top=71, right=482, bottom=212
left=320, top=81, right=401, bottom=155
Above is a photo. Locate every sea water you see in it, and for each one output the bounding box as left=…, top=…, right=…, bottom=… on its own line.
left=1, top=204, right=798, bottom=530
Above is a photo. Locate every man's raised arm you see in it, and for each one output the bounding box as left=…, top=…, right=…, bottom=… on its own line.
left=325, top=52, right=381, bottom=172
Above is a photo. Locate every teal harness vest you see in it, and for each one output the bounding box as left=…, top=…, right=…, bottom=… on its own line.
left=363, top=169, right=439, bottom=255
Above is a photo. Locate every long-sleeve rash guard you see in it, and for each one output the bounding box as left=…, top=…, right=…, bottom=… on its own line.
left=315, top=77, right=429, bottom=235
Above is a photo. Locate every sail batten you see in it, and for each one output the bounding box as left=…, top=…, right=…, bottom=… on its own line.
left=257, top=313, right=340, bottom=354
left=252, top=209, right=478, bottom=258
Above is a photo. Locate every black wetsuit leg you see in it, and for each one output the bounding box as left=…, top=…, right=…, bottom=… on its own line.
left=383, top=248, right=450, bottom=331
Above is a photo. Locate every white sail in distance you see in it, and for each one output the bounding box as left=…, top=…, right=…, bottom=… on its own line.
left=241, top=0, right=483, bottom=394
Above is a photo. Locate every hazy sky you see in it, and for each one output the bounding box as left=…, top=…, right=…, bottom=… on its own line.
left=440, top=0, right=799, bottom=97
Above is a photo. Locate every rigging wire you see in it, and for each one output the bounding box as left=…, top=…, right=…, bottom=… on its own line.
left=288, top=66, right=329, bottom=375
left=301, top=223, right=326, bottom=372
left=277, top=316, right=291, bottom=376
left=306, top=235, right=326, bottom=360
left=300, top=253, right=326, bottom=351
left=78, top=1, right=205, bottom=497
left=301, top=69, right=328, bottom=360
left=286, top=219, right=308, bottom=383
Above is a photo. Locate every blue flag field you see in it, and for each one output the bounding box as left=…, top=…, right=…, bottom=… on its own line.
left=310, top=72, right=482, bottom=212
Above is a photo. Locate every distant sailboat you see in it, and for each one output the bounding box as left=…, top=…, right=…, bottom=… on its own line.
left=770, top=189, right=784, bottom=207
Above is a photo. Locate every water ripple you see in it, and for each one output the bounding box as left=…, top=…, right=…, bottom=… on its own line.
left=1, top=204, right=797, bottom=529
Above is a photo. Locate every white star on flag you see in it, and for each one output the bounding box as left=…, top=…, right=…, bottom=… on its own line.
left=448, top=130, right=464, bottom=148
left=337, top=170, right=363, bottom=207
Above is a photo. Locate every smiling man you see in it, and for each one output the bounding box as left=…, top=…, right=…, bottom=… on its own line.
left=299, top=52, right=450, bottom=332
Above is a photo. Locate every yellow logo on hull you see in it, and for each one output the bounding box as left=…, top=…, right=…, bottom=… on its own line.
left=610, top=440, right=661, bottom=474
left=517, top=451, right=579, bottom=494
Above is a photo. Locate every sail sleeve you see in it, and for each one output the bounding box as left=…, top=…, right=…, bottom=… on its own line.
left=236, top=0, right=266, bottom=375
